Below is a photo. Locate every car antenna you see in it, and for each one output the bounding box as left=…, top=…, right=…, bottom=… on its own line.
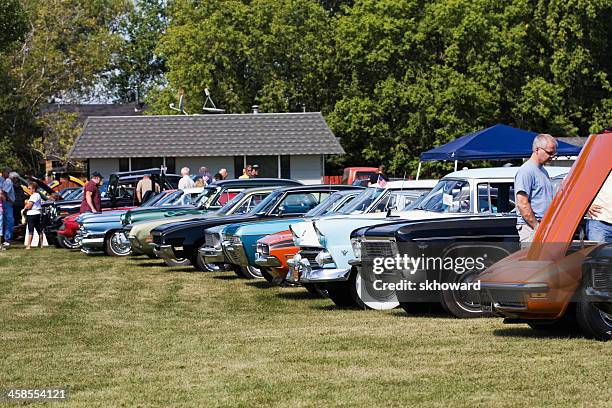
left=388, top=170, right=407, bottom=217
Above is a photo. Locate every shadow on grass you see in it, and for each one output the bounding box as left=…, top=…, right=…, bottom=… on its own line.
left=275, top=291, right=318, bottom=301
left=137, top=262, right=167, bottom=267
left=213, top=274, right=241, bottom=280
left=389, top=309, right=455, bottom=319
left=310, top=303, right=358, bottom=311
left=493, top=327, right=584, bottom=339
left=164, top=268, right=198, bottom=273
left=244, top=281, right=276, bottom=289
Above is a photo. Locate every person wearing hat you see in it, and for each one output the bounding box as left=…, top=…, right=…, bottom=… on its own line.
left=250, top=164, right=259, bottom=178
left=80, top=171, right=103, bottom=213
left=135, top=173, right=159, bottom=204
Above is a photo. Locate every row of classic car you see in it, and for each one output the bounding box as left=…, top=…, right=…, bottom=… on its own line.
left=48, top=137, right=611, bottom=341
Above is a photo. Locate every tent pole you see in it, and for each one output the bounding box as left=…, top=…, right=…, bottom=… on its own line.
left=454, top=160, right=458, bottom=172
left=416, top=162, right=422, bottom=180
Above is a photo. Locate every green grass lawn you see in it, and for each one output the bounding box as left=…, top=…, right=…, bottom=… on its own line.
left=0, top=246, right=610, bottom=407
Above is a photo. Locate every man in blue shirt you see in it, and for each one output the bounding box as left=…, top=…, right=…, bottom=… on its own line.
left=1, top=168, right=16, bottom=246
left=515, top=134, right=558, bottom=244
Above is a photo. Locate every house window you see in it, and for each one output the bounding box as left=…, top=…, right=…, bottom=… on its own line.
left=165, top=157, right=176, bottom=174
left=119, top=158, right=129, bottom=172
left=281, top=155, right=290, bottom=179
left=234, top=156, right=244, bottom=178
left=131, top=157, right=163, bottom=171
left=246, top=155, right=279, bottom=178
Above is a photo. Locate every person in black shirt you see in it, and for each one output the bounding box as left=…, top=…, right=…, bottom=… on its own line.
left=369, top=165, right=389, bottom=186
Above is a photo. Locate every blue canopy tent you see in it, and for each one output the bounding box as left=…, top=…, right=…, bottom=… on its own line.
left=416, top=124, right=582, bottom=179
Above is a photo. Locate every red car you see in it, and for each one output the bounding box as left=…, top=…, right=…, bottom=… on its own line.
left=56, top=190, right=178, bottom=249
left=57, top=207, right=133, bottom=249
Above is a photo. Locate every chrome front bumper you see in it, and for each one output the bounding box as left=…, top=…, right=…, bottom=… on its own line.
left=199, top=246, right=227, bottom=264
left=128, top=235, right=143, bottom=254
left=254, top=252, right=281, bottom=267
left=223, top=241, right=249, bottom=267
left=78, top=232, right=105, bottom=249
left=479, top=282, right=550, bottom=312
left=287, top=254, right=351, bottom=283
left=152, top=244, right=176, bottom=261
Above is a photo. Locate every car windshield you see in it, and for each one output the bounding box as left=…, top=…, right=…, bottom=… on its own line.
left=156, top=190, right=183, bottom=206
left=339, top=187, right=385, bottom=214
left=194, top=187, right=219, bottom=207
left=252, top=190, right=284, bottom=214
left=334, top=194, right=358, bottom=212
left=374, top=189, right=433, bottom=213
left=217, top=191, right=248, bottom=214
left=415, top=179, right=471, bottom=213
left=403, top=192, right=429, bottom=211
left=304, top=193, right=343, bottom=217
left=140, top=192, right=165, bottom=207
left=64, top=189, right=83, bottom=200
left=207, top=188, right=242, bottom=207
left=229, top=192, right=272, bottom=214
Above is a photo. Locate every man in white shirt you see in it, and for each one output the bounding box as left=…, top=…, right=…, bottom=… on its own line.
left=178, top=167, right=195, bottom=190
left=587, top=172, right=612, bottom=242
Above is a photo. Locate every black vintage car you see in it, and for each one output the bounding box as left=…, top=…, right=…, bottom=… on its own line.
left=347, top=215, right=521, bottom=316
left=150, top=185, right=359, bottom=274
left=42, top=168, right=180, bottom=247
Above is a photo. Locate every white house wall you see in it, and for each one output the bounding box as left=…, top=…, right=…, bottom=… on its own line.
left=88, top=155, right=323, bottom=184
left=290, top=155, right=322, bottom=184
left=89, top=158, right=119, bottom=178
left=175, top=156, right=235, bottom=178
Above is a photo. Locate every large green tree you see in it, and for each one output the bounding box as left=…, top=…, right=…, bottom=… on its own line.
left=149, top=0, right=337, bottom=114
left=0, top=0, right=128, bottom=173
left=326, top=0, right=611, bottom=177
left=106, top=0, right=168, bottom=103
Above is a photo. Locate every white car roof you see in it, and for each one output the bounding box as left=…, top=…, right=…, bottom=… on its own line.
left=442, top=166, right=570, bottom=180
left=386, top=179, right=438, bottom=189
left=181, top=187, right=205, bottom=194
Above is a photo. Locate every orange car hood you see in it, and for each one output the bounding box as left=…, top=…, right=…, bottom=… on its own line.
left=528, top=133, right=611, bottom=261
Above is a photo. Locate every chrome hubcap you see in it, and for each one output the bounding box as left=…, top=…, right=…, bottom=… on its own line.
left=110, top=232, right=131, bottom=254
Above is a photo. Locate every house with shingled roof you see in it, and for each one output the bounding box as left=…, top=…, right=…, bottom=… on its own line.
left=68, top=112, right=345, bottom=184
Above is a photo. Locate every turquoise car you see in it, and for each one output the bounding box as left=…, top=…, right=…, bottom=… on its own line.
left=217, top=190, right=362, bottom=279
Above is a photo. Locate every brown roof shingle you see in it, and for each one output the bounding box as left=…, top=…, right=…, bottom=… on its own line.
left=68, top=112, right=345, bottom=159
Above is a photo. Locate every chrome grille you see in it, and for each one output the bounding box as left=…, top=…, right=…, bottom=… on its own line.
left=257, top=243, right=269, bottom=257
left=592, top=265, right=612, bottom=291
left=152, top=232, right=163, bottom=246
left=487, top=289, right=526, bottom=308
left=224, top=243, right=243, bottom=264
left=362, top=240, right=395, bottom=262
left=205, top=233, right=214, bottom=247
left=299, top=247, right=320, bottom=265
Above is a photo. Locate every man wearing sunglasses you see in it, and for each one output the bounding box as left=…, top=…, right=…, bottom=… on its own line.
left=515, top=133, right=558, bottom=244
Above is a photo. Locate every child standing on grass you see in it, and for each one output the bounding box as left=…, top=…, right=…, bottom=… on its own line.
left=24, top=182, right=43, bottom=250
